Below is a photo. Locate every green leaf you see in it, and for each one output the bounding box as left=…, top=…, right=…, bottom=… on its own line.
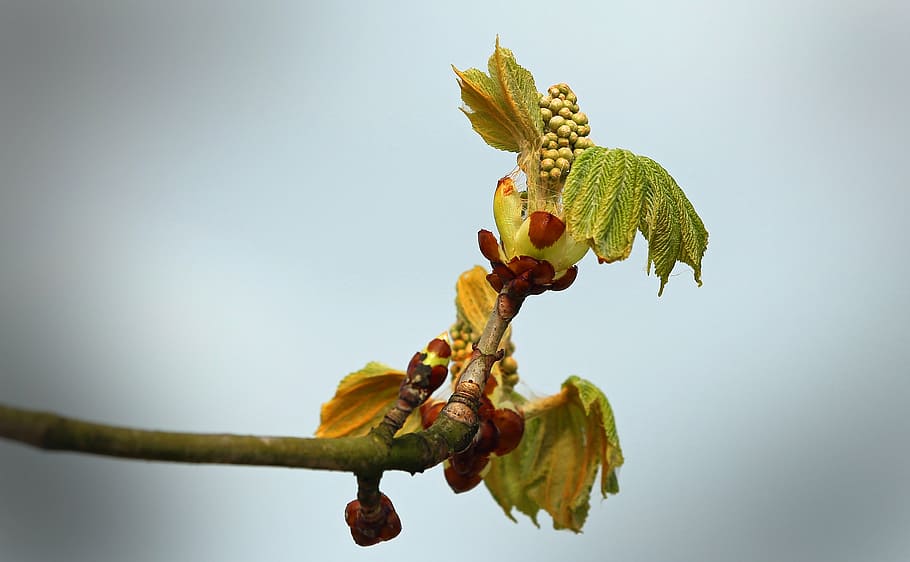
left=563, top=146, right=644, bottom=263
left=453, top=37, right=542, bottom=153
left=637, top=155, right=709, bottom=295
left=315, top=362, right=421, bottom=438
left=483, top=376, right=623, bottom=532
left=563, top=146, right=708, bottom=295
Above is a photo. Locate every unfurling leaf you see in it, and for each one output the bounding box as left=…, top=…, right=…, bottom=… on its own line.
left=483, top=376, right=623, bottom=532
left=453, top=37, right=542, bottom=153
left=563, top=147, right=643, bottom=263
left=637, top=155, right=708, bottom=295
left=563, top=146, right=708, bottom=295
left=315, top=362, right=421, bottom=438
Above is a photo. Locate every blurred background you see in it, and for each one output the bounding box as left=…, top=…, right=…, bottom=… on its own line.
left=1, top=1, right=908, bottom=561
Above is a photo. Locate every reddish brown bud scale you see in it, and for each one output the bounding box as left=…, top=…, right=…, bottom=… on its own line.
left=420, top=401, right=445, bottom=429
left=549, top=265, right=578, bottom=291
left=344, top=493, right=402, bottom=547
left=492, top=408, right=525, bottom=456
left=429, top=365, right=447, bottom=391
left=510, top=256, right=539, bottom=276
left=510, top=278, right=531, bottom=296
left=426, top=338, right=451, bottom=358
left=444, top=462, right=484, bottom=493
left=473, top=419, right=500, bottom=455
left=491, top=264, right=515, bottom=284
left=406, top=352, right=424, bottom=376
left=529, top=261, right=556, bottom=285
left=486, top=272, right=504, bottom=292
left=483, top=371, right=498, bottom=395
left=478, top=394, right=495, bottom=419
left=449, top=449, right=490, bottom=477
left=478, top=229, right=502, bottom=262
left=527, top=211, right=566, bottom=249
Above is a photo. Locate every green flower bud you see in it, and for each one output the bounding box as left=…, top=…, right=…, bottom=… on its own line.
left=574, top=148, right=586, bottom=158
left=571, top=112, right=588, bottom=125
left=539, top=170, right=550, bottom=182
left=569, top=131, right=578, bottom=144
left=548, top=86, right=561, bottom=98
left=543, top=148, right=559, bottom=160
left=556, top=124, right=572, bottom=138
left=577, top=124, right=591, bottom=137
left=538, top=95, right=552, bottom=108
left=557, top=83, right=570, bottom=95
left=540, top=107, right=553, bottom=122
left=575, top=137, right=594, bottom=149
left=547, top=140, right=558, bottom=149
left=557, top=147, right=574, bottom=160
left=555, top=157, right=571, bottom=171
left=566, top=92, right=578, bottom=104
left=548, top=98, right=564, bottom=113
left=558, top=107, right=572, bottom=119
left=557, top=137, right=570, bottom=148
left=548, top=115, right=566, bottom=131
left=565, top=119, right=578, bottom=132
left=540, top=158, right=556, bottom=171
left=549, top=167, right=562, bottom=181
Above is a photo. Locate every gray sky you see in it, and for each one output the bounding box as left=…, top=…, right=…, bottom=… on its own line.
left=1, top=1, right=908, bottom=561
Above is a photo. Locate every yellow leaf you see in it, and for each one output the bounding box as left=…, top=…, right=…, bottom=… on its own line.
left=315, top=362, right=421, bottom=438
left=455, top=266, right=498, bottom=335
left=484, top=376, right=623, bottom=531
left=452, top=37, right=542, bottom=153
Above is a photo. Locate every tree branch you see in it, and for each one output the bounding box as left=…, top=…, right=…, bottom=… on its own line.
left=0, top=403, right=470, bottom=474
left=0, top=286, right=520, bottom=475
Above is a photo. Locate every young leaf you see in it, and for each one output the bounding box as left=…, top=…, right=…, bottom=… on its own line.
left=483, top=376, right=623, bottom=532
left=563, top=147, right=644, bottom=263
left=638, top=155, right=708, bottom=295
left=315, top=362, right=421, bottom=438
left=453, top=37, right=542, bottom=153
left=455, top=265, right=498, bottom=335
left=563, top=146, right=708, bottom=295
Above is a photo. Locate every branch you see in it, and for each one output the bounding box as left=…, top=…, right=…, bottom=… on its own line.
left=0, top=403, right=470, bottom=474
left=0, top=289, right=520, bottom=474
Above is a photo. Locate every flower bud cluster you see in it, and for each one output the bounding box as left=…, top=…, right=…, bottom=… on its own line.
left=537, top=83, right=594, bottom=185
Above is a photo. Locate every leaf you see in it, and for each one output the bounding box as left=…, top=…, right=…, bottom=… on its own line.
left=637, top=155, right=709, bottom=295
left=453, top=37, right=542, bottom=153
left=563, top=146, right=644, bottom=263
left=483, top=376, right=623, bottom=532
left=455, top=265, right=498, bottom=335
left=315, top=362, right=421, bottom=438
left=563, top=146, right=708, bottom=295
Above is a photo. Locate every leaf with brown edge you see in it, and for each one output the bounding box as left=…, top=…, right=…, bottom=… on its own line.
left=483, top=376, right=623, bottom=532
left=453, top=37, right=542, bottom=153
left=315, top=362, right=421, bottom=438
